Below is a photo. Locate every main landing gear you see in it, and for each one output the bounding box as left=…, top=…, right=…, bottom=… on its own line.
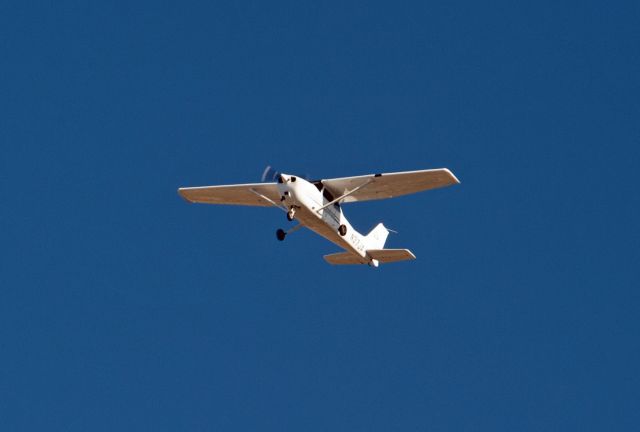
left=278, top=208, right=295, bottom=240
left=276, top=223, right=302, bottom=241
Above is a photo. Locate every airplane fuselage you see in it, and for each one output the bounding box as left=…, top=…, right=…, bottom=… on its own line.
left=276, top=174, right=371, bottom=263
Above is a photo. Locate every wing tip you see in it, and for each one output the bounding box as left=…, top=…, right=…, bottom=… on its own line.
left=177, top=188, right=194, bottom=203
left=442, top=168, right=461, bottom=185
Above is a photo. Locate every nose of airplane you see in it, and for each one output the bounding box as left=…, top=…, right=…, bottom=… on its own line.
left=278, top=174, right=297, bottom=183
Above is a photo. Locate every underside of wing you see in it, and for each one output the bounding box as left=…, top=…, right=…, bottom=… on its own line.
left=178, top=182, right=280, bottom=207
left=321, top=168, right=459, bottom=203
left=323, top=251, right=367, bottom=265
left=367, top=249, right=416, bottom=263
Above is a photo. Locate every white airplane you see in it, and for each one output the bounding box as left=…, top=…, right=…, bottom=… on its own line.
left=178, top=167, right=459, bottom=266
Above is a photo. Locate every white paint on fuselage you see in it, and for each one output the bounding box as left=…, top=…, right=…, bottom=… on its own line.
left=276, top=174, right=369, bottom=260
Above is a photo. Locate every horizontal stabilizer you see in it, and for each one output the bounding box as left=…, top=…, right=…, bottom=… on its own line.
left=324, top=251, right=366, bottom=265
left=367, top=249, right=416, bottom=263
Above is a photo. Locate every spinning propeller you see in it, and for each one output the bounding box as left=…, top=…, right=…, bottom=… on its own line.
left=261, top=166, right=311, bottom=183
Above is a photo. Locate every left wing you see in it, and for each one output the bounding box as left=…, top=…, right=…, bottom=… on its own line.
left=321, top=168, right=459, bottom=203
left=178, top=182, right=280, bottom=207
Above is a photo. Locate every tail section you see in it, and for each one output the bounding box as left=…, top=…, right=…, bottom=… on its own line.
left=365, top=223, right=390, bottom=250
left=364, top=224, right=415, bottom=266
left=324, top=223, right=415, bottom=266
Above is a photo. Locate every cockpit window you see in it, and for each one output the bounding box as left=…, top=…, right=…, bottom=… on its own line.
left=323, top=188, right=334, bottom=202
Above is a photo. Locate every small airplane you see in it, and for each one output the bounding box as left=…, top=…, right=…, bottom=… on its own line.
left=178, top=167, right=459, bottom=266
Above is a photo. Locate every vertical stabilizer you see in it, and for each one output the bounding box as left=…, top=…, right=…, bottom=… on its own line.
left=365, top=223, right=389, bottom=250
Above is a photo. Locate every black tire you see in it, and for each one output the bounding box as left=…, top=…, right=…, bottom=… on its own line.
left=338, top=224, right=347, bottom=236
left=276, top=229, right=286, bottom=241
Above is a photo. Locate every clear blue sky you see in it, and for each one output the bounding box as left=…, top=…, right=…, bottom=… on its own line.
left=1, top=1, right=639, bottom=430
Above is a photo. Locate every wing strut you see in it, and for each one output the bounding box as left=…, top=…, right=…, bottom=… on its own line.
left=286, top=223, right=303, bottom=235
left=249, top=188, right=286, bottom=211
left=315, top=180, right=373, bottom=213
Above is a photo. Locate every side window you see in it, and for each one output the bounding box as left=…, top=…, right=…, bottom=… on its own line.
left=322, top=188, right=340, bottom=209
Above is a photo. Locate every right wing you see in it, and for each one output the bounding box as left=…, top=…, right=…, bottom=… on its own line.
left=321, top=168, right=459, bottom=204
left=178, top=182, right=281, bottom=207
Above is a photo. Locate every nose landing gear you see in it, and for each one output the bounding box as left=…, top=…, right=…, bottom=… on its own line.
left=338, top=224, right=347, bottom=236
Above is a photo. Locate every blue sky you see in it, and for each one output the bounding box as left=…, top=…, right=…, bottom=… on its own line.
left=1, top=1, right=639, bottom=430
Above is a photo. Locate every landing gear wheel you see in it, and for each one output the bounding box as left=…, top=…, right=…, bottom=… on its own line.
left=286, top=208, right=295, bottom=221
left=338, top=224, right=347, bottom=236
left=276, top=229, right=287, bottom=241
